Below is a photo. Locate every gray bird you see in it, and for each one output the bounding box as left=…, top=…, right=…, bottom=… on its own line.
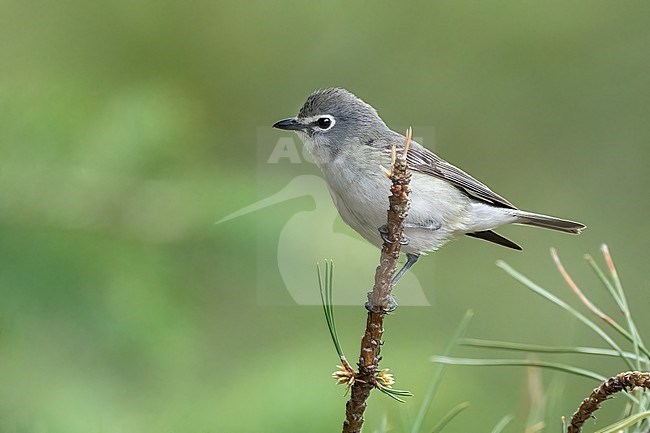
left=273, top=88, right=585, bottom=285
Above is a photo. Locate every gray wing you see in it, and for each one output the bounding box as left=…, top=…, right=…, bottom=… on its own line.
left=383, top=138, right=517, bottom=209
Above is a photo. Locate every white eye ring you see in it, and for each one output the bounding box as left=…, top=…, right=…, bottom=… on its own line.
left=315, top=115, right=335, bottom=131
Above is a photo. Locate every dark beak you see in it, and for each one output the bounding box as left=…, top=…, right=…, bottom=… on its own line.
left=273, top=117, right=303, bottom=131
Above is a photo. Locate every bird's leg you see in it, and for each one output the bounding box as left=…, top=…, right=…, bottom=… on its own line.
left=364, top=253, right=420, bottom=313
left=391, top=253, right=420, bottom=286
left=370, top=227, right=418, bottom=313
left=378, top=224, right=410, bottom=245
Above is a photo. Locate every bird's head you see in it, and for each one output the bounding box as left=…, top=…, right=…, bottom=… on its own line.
left=273, top=88, right=390, bottom=163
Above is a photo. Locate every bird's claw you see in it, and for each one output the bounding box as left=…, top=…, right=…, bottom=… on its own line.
left=378, top=225, right=410, bottom=246
left=386, top=296, right=398, bottom=312
left=365, top=292, right=398, bottom=313
left=378, top=225, right=392, bottom=244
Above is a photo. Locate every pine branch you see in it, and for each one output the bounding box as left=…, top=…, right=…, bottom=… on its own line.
left=341, top=128, right=413, bottom=433
left=567, top=371, right=650, bottom=433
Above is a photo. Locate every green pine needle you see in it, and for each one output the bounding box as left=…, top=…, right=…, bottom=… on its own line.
left=461, top=338, right=644, bottom=362
left=377, top=386, right=413, bottom=403
left=599, top=245, right=648, bottom=371
left=490, top=414, right=514, bottom=433
left=496, top=260, right=635, bottom=370
left=430, top=402, right=470, bottom=433
left=593, top=411, right=650, bottom=433
left=317, top=260, right=344, bottom=359
left=430, top=356, right=605, bottom=382
left=585, top=254, right=623, bottom=307
left=410, top=310, right=474, bottom=433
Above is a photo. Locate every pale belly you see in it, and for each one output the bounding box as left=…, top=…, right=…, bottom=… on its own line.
left=324, top=169, right=474, bottom=254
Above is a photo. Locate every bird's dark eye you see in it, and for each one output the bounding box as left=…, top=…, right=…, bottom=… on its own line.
left=317, top=117, right=332, bottom=129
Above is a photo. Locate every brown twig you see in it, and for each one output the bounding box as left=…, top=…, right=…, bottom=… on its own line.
left=567, top=371, right=650, bottom=433
left=341, top=128, right=413, bottom=433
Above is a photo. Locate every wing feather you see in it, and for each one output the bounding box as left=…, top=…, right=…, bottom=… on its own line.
left=379, top=137, right=517, bottom=209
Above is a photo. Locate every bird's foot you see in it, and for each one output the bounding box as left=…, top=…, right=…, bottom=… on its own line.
left=386, top=295, right=398, bottom=312
left=378, top=224, right=392, bottom=244
left=365, top=292, right=398, bottom=313
left=378, top=224, right=410, bottom=245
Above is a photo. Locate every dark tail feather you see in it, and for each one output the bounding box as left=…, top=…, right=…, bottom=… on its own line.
left=466, top=230, right=522, bottom=250
left=515, top=211, right=585, bottom=234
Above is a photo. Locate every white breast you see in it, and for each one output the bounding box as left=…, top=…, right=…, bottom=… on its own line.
left=319, top=147, right=474, bottom=254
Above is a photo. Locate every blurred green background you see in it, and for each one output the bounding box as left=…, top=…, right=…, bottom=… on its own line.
left=1, top=1, right=649, bottom=432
